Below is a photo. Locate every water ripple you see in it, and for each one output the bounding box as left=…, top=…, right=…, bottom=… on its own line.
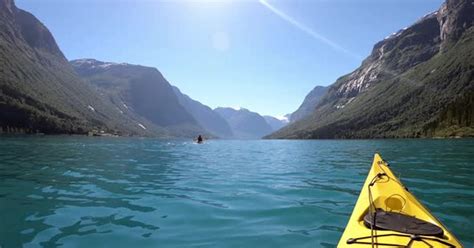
left=0, top=137, right=472, bottom=247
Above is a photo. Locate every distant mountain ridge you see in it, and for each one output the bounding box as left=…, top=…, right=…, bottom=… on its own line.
left=215, top=107, right=273, bottom=139
left=71, top=59, right=206, bottom=137
left=269, top=0, right=473, bottom=139
left=172, top=86, right=234, bottom=138
left=264, top=116, right=288, bottom=132
left=71, top=59, right=286, bottom=139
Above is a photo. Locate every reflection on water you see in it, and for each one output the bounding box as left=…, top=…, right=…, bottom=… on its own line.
left=0, top=137, right=472, bottom=247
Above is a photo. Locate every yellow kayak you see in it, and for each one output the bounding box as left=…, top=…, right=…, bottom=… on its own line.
left=338, top=153, right=462, bottom=247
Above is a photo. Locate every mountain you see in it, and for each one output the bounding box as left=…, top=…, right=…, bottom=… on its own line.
left=172, top=86, right=233, bottom=138
left=0, top=0, right=150, bottom=135
left=289, top=86, right=328, bottom=122
left=215, top=107, right=273, bottom=139
left=71, top=59, right=206, bottom=137
left=263, top=115, right=288, bottom=131
left=269, top=0, right=473, bottom=139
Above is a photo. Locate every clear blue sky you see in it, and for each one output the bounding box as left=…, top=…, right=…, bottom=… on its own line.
left=16, top=0, right=443, bottom=118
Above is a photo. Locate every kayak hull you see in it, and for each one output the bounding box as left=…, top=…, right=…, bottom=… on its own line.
left=337, top=153, right=462, bottom=247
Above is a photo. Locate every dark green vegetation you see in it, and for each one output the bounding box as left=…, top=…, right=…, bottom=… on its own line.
left=0, top=0, right=150, bottom=136
left=71, top=59, right=206, bottom=138
left=269, top=0, right=473, bottom=139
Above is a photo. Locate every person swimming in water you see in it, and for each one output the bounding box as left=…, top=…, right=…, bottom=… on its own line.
left=196, top=135, right=203, bottom=144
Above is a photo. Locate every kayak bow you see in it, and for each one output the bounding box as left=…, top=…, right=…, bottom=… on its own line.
left=338, top=153, right=462, bottom=247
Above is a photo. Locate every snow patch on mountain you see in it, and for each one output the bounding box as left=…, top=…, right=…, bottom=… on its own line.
left=275, top=115, right=290, bottom=123
left=87, top=105, right=95, bottom=112
left=72, top=59, right=129, bottom=70
left=98, top=63, right=117, bottom=69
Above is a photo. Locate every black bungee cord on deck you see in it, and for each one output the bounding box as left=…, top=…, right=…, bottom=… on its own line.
left=346, top=160, right=456, bottom=248
left=368, top=172, right=387, bottom=248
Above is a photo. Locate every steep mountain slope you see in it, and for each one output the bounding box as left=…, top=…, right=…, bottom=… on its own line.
left=263, top=115, right=288, bottom=132
left=289, top=86, right=328, bottom=123
left=71, top=59, right=206, bottom=137
left=269, top=0, right=473, bottom=139
left=172, top=87, right=233, bottom=138
left=0, top=0, right=149, bottom=135
left=215, top=107, right=273, bottom=139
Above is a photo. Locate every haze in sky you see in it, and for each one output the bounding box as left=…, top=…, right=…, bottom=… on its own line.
left=16, top=0, right=443, bottom=118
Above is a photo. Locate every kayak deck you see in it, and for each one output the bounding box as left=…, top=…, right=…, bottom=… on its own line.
left=338, top=153, right=462, bottom=247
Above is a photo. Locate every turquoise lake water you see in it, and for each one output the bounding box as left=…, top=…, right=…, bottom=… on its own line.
left=0, top=137, right=472, bottom=247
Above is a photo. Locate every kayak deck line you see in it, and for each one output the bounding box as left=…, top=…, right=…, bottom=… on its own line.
left=346, top=233, right=456, bottom=247
left=337, top=153, right=462, bottom=247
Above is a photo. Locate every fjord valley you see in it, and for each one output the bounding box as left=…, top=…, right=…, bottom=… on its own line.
left=0, top=0, right=473, bottom=247
left=1, top=0, right=472, bottom=139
